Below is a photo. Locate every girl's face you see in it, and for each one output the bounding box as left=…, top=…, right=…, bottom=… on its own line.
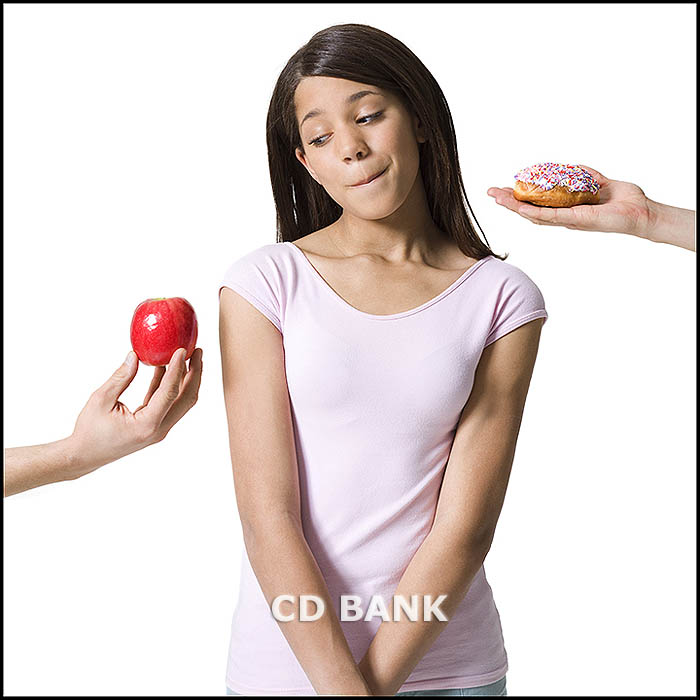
left=294, top=76, right=427, bottom=220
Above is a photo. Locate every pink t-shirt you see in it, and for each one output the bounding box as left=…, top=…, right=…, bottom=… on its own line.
left=219, top=241, right=548, bottom=695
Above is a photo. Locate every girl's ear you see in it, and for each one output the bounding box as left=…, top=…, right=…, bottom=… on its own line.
left=413, top=113, right=427, bottom=145
left=295, top=147, right=319, bottom=183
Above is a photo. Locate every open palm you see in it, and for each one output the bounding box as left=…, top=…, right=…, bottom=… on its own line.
left=487, top=165, right=653, bottom=236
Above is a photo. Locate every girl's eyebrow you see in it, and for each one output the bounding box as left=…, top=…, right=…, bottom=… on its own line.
left=300, top=90, right=382, bottom=128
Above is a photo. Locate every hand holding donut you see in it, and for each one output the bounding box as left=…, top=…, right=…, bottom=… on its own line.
left=488, top=163, right=652, bottom=235
left=487, top=163, right=694, bottom=251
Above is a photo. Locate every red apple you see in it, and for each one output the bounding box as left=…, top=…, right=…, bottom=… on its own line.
left=130, top=297, right=198, bottom=366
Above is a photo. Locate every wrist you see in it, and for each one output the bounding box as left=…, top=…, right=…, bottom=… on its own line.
left=357, top=657, right=388, bottom=696
left=642, top=198, right=696, bottom=250
left=642, top=198, right=667, bottom=241
left=315, top=668, right=373, bottom=696
left=62, top=434, right=92, bottom=480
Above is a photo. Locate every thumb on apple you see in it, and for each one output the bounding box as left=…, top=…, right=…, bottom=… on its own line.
left=95, top=350, right=139, bottom=407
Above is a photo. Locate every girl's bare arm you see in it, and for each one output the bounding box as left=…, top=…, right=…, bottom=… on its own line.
left=359, top=319, right=545, bottom=695
left=219, top=287, right=371, bottom=696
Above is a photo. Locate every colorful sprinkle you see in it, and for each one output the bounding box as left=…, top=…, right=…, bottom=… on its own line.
left=514, top=162, right=600, bottom=194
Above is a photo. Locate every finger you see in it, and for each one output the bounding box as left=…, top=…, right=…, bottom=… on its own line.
left=186, top=345, right=203, bottom=380
left=96, top=351, right=139, bottom=407
left=516, top=213, right=562, bottom=227
left=184, top=347, right=203, bottom=385
left=487, top=187, right=514, bottom=199
left=517, top=203, right=570, bottom=223
left=489, top=189, right=525, bottom=214
left=141, top=365, right=167, bottom=407
left=520, top=204, right=587, bottom=228
left=153, top=347, right=203, bottom=439
left=138, top=348, right=188, bottom=428
left=162, top=346, right=191, bottom=394
left=576, top=164, right=608, bottom=185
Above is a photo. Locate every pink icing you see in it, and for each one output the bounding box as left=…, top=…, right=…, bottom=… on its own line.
left=514, top=162, right=600, bottom=193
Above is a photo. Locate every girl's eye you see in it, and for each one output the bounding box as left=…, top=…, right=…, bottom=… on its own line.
left=308, top=111, right=384, bottom=147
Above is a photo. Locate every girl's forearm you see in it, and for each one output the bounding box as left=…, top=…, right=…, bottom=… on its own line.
left=358, top=526, right=490, bottom=696
left=244, top=515, right=371, bottom=696
left=643, top=199, right=695, bottom=251
left=4, top=437, right=81, bottom=497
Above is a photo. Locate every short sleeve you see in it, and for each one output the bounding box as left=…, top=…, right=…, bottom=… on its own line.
left=219, top=246, right=283, bottom=334
left=483, top=264, right=548, bottom=348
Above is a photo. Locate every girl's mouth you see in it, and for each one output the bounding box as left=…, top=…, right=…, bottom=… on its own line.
left=351, top=166, right=388, bottom=187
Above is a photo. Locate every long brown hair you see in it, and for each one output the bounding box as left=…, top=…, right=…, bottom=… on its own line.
left=266, top=23, right=506, bottom=261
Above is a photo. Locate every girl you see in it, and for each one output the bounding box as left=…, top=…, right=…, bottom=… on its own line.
left=219, top=23, right=547, bottom=696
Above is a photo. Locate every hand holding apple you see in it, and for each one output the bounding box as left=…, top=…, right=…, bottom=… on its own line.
left=130, top=297, right=198, bottom=366
left=67, top=345, right=203, bottom=479
left=5, top=298, right=203, bottom=496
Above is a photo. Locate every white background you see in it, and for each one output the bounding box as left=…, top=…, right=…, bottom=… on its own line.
left=4, top=3, right=696, bottom=696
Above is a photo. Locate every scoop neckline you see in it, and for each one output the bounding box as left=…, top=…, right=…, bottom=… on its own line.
left=284, top=241, right=493, bottom=320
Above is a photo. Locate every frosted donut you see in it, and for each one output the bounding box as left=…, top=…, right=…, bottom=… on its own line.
left=513, top=162, right=601, bottom=207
